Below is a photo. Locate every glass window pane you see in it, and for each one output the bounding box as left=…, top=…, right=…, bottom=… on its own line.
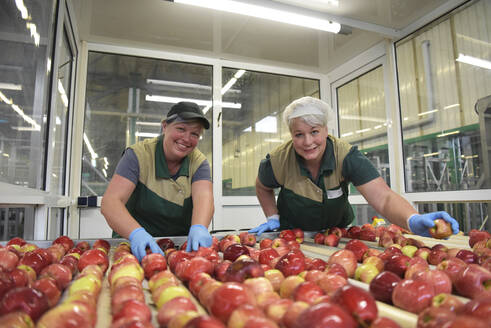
left=396, top=0, right=491, bottom=192
left=337, top=66, right=390, bottom=195
left=0, top=207, right=34, bottom=241
left=49, top=28, right=73, bottom=194
left=221, top=68, right=320, bottom=196
left=82, top=52, right=213, bottom=196
left=0, top=0, right=56, bottom=189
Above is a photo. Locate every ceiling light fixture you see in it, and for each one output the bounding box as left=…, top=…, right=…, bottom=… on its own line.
left=145, top=95, right=241, bottom=108
left=0, top=83, right=22, bottom=90
left=456, top=53, right=491, bottom=70
left=172, top=0, right=342, bottom=33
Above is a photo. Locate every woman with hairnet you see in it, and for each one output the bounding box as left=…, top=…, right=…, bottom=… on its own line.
left=249, top=96, right=459, bottom=237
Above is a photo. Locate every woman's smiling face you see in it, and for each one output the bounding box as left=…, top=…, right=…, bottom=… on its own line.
left=162, top=120, right=203, bottom=162
left=290, top=118, right=328, bottom=163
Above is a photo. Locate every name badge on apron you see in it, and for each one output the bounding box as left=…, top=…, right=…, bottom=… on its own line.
left=327, top=187, right=343, bottom=199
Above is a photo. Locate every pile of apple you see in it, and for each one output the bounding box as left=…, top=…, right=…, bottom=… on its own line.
left=142, top=230, right=404, bottom=328
left=0, top=235, right=110, bottom=327
left=311, top=223, right=491, bottom=326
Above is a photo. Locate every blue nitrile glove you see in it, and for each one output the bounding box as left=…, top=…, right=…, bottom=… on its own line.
left=408, top=211, right=460, bottom=237
left=248, top=214, right=280, bottom=236
left=186, top=224, right=212, bottom=252
left=128, top=227, right=164, bottom=262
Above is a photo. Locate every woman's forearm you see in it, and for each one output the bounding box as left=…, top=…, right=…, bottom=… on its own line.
left=256, top=177, right=278, bottom=218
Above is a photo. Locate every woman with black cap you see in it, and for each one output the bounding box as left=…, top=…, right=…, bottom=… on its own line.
left=101, top=101, right=214, bottom=261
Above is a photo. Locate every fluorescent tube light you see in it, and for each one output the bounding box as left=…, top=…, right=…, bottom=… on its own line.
left=423, top=151, right=440, bottom=157
left=443, top=103, right=459, bottom=110
left=145, top=95, right=241, bottom=109
left=135, top=132, right=160, bottom=138
left=456, top=54, right=491, bottom=70
left=136, top=121, right=161, bottom=126
left=341, top=132, right=353, bottom=137
left=418, top=109, right=438, bottom=116
left=437, top=130, right=460, bottom=138
left=174, top=0, right=341, bottom=33
left=83, top=133, right=98, bottom=160
left=0, top=83, right=22, bottom=90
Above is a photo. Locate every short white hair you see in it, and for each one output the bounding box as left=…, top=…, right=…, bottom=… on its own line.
left=282, top=96, right=334, bottom=130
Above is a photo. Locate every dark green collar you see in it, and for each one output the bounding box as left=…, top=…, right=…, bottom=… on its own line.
left=155, top=135, right=190, bottom=179
left=297, top=137, right=335, bottom=178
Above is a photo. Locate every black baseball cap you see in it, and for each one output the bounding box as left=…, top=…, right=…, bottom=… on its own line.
left=166, top=101, right=210, bottom=129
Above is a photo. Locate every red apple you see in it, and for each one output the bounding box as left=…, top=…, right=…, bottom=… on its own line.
left=92, top=239, right=110, bottom=253
left=0, top=271, right=15, bottom=298
left=392, top=278, right=435, bottom=313
left=157, top=238, right=175, bottom=251
left=282, top=301, right=309, bottom=328
left=279, top=230, right=296, bottom=242
left=313, top=233, right=325, bottom=245
left=239, top=232, right=257, bottom=247
left=78, top=248, right=109, bottom=274
left=369, top=317, right=401, bottom=328
left=9, top=268, right=28, bottom=288
left=404, top=262, right=429, bottom=279
left=384, top=253, right=410, bottom=278
left=428, top=219, right=453, bottom=239
left=183, top=315, right=226, bottom=328
left=32, top=277, right=61, bottom=307
left=327, top=249, right=357, bottom=278
left=0, top=249, right=19, bottom=271
left=292, top=228, right=304, bottom=244
left=141, top=253, right=167, bottom=280
left=75, top=241, right=90, bottom=252
left=292, top=281, right=324, bottom=304
left=316, top=273, right=348, bottom=296
left=0, top=286, right=49, bottom=321
left=436, top=257, right=467, bottom=283
left=460, top=294, right=491, bottom=322
left=259, top=238, right=273, bottom=250
left=18, top=251, right=48, bottom=275
left=59, top=255, right=78, bottom=275
left=16, top=265, right=37, bottom=286
left=346, top=226, right=362, bottom=239
left=39, top=263, right=72, bottom=290
left=440, top=315, right=488, bottom=328
left=224, top=257, right=264, bottom=283
left=378, top=231, right=395, bottom=248
left=46, top=244, right=66, bottom=263
left=417, top=306, right=456, bottom=328
left=36, top=302, right=94, bottom=328
left=208, top=282, right=256, bottom=323
left=271, top=238, right=288, bottom=249
left=455, top=249, right=478, bottom=264
left=325, top=263, right=348, bottom=279
left=432, top=293, right=463, bottom=311
left=167, top=250, right=193, bottom=273
left=7, top=237, right=26, bottom=247
left=223, top=244, right=250, bottom=262
left=275, top=251, right=305, bottom=277
left=369, top=270, right=402, bottom=304
left=306, top=258, right=327, bottom=271
left=259, top=248, right=279, bottom=266
left=52, top=236, right=74, bottom=252
left=359, top=229, right=377, bottom=242
left=344, top=239, right=369, bottom=262
left=323, top=234, right=340, bottom=247
left=198, top=280, right=223, bottom=310
left=469, top=229, right=491, bottom=248
left=188, top=272, right=214, bottom=297
left=413, top=269, right=452, bottom=295
left=293, top=301, right=357, bottom=328
left=454, top=264, right=491, bottom=298
left=196, top=247, right=220, bottom=264
left=214, top=260, right=232, bottom=282
left=111, top=285, right=145, bottom=314
left=331, top=284, right=378, bottom=326
left=228, top=304, right=265, bottom=328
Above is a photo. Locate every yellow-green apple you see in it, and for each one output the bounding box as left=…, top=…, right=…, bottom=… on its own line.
left=157, top=296, right=198, bottom=327
left=243, top=277, right=274, bottom=295
left=36, top=302, right=93, bottom=328
left=156, top=285, right=192, bottom=309
left=279, top=275, right=304, bottom=298
left=264, top=269, right=285, bottom=292
left=108, top=262, right=144, bottom=286
left=265, top=298, right=293, bottom=323
left=68, top=274, right=101, bottom=296
left=255, top=290, right=281, bottom=309
left=363, top=256, right=385, bottom=272
left=355, top=263, right=380, bottom=283
left=148, top=270, right=178, bottom=291
left=414, top=247, right=431, bottom=261
left=401, top=245, right=418, bottom=258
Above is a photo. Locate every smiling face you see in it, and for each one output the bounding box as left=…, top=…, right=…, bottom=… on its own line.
left=162, top=120, right=203, bottom=162
left=290, top=118, right=328, bottom=163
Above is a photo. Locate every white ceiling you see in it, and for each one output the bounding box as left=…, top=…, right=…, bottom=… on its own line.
left=70, top=0, right=464, bottom=72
